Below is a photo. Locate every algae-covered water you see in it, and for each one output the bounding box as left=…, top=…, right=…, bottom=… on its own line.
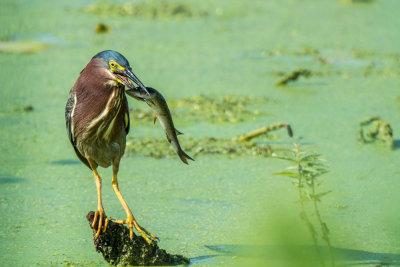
left=1, top=0, right=399, bottom=266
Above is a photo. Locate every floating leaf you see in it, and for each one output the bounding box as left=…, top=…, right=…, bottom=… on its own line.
left=310, top=190, right=332, bottom=201
left=273, top=172, right=299, bottom=178
left=271, top=155, right=296, bottom=162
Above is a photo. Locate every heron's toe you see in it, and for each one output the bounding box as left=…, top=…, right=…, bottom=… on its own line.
left=92, top=210, right=108, bottom=238
left=113, top=216, right=158, bottom=244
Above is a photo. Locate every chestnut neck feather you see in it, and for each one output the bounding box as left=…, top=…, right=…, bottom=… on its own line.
left=73, top=57, right=128, bottom=141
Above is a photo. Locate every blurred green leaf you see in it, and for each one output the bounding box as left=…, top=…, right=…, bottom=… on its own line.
left=273, top=172, right=299, bottom=178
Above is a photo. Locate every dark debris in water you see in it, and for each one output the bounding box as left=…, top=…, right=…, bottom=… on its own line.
left=130, top=94, right=267, bottom=124
left=12, top=105, right=34, bottom=113
left=94, top=23, right=110, bottom=34
left=86, top=0, right=209, bottom=19
left=275, top=69, right=312, bottom=86
left=87, top=211, right=189, bottom=266
left=358, top=117, right=394, bottom=149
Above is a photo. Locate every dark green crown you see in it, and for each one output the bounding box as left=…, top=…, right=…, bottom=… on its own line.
left=93, top=50, right=130, bottom=69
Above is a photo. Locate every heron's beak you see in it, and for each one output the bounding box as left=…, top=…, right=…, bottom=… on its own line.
left=124, top=68, right=150, bottom=96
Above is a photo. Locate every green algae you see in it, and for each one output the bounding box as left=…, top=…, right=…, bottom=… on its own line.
left=86, top=0, right=210, bottom=19
left=126, top=136, right=274, bottom=159
left=1, top=0, right=400, bottom=266
left=125, top=123, right=296, bottom=169
left=130, top=94, right=268, bottom=124
left=126, top=123, right=292, bottom=160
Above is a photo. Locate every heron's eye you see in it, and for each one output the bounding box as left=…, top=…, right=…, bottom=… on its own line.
left=110, top=62, right=117, bottom=68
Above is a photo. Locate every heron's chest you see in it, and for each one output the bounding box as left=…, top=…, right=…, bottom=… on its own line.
left=83, top=88, right=128, bottom=142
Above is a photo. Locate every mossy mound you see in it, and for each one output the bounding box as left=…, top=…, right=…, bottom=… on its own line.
left=87, top=211, right=189, bottom=266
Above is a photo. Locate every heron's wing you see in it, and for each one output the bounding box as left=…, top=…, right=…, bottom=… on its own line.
left=124, top=97, right=130, bottom=135
left=65, top=91, right=92, bottom=170
left=65, top=91, right=76, bottom=146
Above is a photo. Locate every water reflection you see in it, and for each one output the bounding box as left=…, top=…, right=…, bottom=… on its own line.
left=0, top=176, right=25, bottom=184
left=206, top=245, right=400, bottom=266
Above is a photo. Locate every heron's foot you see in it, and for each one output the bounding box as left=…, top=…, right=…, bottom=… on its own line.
left=113, top=215, right=158, bottom=244
left=92, top=209, right=109, bottom=238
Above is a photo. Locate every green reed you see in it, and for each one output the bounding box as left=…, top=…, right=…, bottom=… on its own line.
left=274, top=144, right=334, bottom=267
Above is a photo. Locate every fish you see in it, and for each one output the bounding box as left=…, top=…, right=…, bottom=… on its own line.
left=126, top=87, right=194, bottom=164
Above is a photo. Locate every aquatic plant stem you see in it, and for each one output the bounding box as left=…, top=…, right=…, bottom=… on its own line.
left=311, top=186, right=335, bottom=267
left=298, top=183, right=324, bottom=266
left=295, top=145, right=325, bottom=267
left=274, top=144, right=334, bottom=266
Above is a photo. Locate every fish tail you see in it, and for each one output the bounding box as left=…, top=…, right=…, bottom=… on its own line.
left=178, top=149, right=194, bottom=165
left=175, top=128, right=183, bottom=135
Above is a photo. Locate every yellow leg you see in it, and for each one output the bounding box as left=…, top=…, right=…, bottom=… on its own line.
left=111, top=160, right=158, bottom=244
left=91, top=167, right=109, bottom=238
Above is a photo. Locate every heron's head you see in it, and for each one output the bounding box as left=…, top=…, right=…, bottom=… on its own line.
left=93, top=50, right=149, bottom=95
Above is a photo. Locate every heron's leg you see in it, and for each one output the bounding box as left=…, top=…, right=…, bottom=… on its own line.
left=89, top=161, right=109, bottom=238
left=111, top=159, right=158, bottom=244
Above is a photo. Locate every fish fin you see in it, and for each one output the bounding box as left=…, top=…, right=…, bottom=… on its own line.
left=178, top=149, right=194, bottom=165
left=175, top=128, right=183, bottom=135
left=153, top=116, right=157, bottom=125
left=166, top=134, right=172, bottom=143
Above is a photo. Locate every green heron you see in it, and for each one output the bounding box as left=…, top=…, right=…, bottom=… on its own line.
left=65, top=50, right=156, bottom=244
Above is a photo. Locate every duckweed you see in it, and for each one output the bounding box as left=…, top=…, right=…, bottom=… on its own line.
left=86, top=0, right=209, bottom=19
left=126, top=136, right=281, bottom=160
left=129, top=94, right=268, bottom=124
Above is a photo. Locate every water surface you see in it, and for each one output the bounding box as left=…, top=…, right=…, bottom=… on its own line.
left=0, top=0, right=399, bottom=266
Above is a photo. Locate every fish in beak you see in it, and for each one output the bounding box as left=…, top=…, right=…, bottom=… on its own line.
left=116, top=67, right=150, bottom=96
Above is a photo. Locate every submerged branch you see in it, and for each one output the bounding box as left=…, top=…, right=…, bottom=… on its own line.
left=235, top=123, right=293, bottom=142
